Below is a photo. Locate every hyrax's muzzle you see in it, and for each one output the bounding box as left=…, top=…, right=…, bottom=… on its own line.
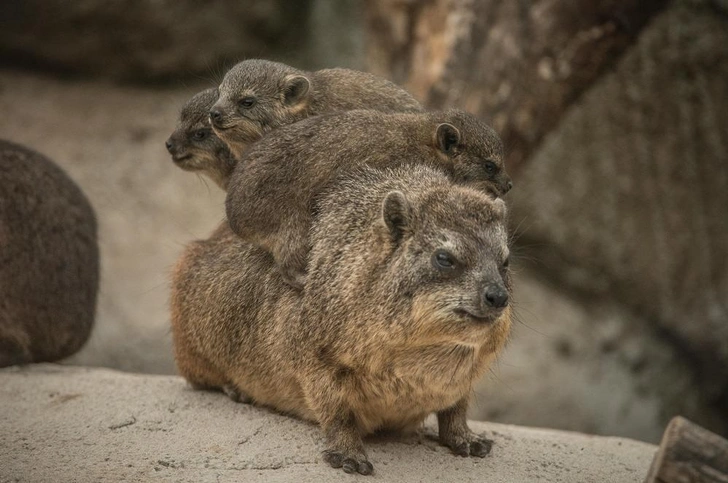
left=165, top=135, right=190, bottom=164
left=209, top=101, right=235, bottom=131
left=458, top=279, right=509, bottom=323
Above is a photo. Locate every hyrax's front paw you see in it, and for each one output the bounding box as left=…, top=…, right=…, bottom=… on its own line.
left=323, top=449, right=374, bottom=475
left=440, top=432, right=493, bottom=458
left=279, top=266, right=307, bottom=291
left=222, top=385, right=251, bottom=404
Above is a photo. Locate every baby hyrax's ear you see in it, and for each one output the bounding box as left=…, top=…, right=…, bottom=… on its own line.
left=382, top=190, right=411, bottom=243
left=283, top=75, right=311, bottom=106
left=435, top=123, right=461, bottom=155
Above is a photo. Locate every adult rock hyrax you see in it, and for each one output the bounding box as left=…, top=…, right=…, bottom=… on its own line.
left=171, top=164, right=512, bottom=475
left=208, top=59, right=423, bottom=159
left=226, top=108, right=512, bottom=288
left=0, top=140, right=99, bottom=367
left=165, top=88, right=237, bottom=190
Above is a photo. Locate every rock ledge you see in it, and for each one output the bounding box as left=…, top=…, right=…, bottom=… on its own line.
left=0, top=365, right=656, bottom=482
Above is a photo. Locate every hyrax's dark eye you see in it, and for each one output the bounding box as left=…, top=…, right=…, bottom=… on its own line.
left=432, top=249, right=457, bottom=271
left=192, top=129, right=209, bottom=141
left=238, top=97, right=257, bottom=109
left=484, top=160, right=499, bottom=175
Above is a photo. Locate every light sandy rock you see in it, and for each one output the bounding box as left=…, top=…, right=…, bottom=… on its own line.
left=0, top=365, right=656, bottom=483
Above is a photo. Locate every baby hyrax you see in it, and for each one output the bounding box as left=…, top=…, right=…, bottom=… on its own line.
left=171, top=165, right=512, bottom=475
left=165, top=88, right=237, bottom=190
left=0, top=140, right=99, bottom=367
left=209, top=59, right=423, bottom=159
left=226, top=108, right=512, bottom=288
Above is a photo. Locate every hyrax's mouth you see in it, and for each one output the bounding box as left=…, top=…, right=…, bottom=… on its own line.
left=210, top=118, right=241, bottom=132
left=455, top=309, right=498, bottom=324
left=172, top=154, right=192, bottom=164
left=485, top=182, right=507, bottom=198
left=173, top=155, right=202, bottom=171
left=216, top=123, right=264, bottom=146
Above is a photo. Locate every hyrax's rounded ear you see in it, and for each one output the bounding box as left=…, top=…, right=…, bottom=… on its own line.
left=382, top=191, right=411, bottom=242
left=283, top=75, right=310, bottom=106
left=435, top=123, right=461, bottom=155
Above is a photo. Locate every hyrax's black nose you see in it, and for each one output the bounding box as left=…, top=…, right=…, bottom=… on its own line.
left=484, top=285, right=509, bottom=308
left=209, top=109, right=223, bottom=125
left=505, top=180, right=514, bottom=193
left=165, top=139, right=175, bottom=154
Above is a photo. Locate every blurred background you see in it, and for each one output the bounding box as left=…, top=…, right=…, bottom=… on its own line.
left=0, top=0, right=726, bottom=444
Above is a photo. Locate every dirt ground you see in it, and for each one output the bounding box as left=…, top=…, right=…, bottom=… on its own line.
left=0, top=68, right=707, bottom=443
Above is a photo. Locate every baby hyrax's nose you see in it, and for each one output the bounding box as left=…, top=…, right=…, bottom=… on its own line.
left=484, top=284, right=509, bottom=308
left=165, top=138, right=175, bottom=154
left=209, top=109, right=223, bottom=126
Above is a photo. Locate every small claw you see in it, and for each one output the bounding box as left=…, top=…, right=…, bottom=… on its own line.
left=222, top=385, right=241, bottom=402
left=342, top=458, right=358, bottom=474
left=281, top=266, right=307, bottom=291
left=470, top=439, right=493, bottom=457
left=358, top=461, right=374, bottom=475
left=323, top=451, right=373, bottom=475
left=324, top=451, right=344, bottom=468
left=453, top=442, right=470, bottom=457
left=283, top=274, right=304, bottom=291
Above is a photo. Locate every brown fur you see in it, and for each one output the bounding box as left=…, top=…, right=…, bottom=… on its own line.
left=225, top=108, right=511, bottom=288
left=171, top=165, right=512, bottom=475
left=0, top=140, right=99, bottom=367
left=209, top=59, right=423, bottom=159
left=165, top=88, right=237, bottom=190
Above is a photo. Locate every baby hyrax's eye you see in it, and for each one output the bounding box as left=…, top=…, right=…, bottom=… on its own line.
left=483, top=160, right=499, bottom=175
left=432, top=249, right=459, bottom=272
left=238, top=96, right=257, bottom=109
left=192, top=129, right=210, bottom=141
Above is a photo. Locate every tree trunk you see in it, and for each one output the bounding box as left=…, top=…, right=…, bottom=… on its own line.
left=645, top=416, right=728, bottom=483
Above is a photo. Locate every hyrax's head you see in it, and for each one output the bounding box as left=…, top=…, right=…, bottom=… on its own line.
left=209, top=59, right=312, bottom=158
left=431, top=109, right=512, bottom=197
left=379, top=179, right=511, bottom=345
left=165, top=88, right=236, bottom=189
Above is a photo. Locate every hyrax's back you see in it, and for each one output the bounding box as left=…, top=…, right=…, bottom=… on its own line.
left=0, top=140, right=99, bottom=367
left=311, top=68, right=423, bottom=114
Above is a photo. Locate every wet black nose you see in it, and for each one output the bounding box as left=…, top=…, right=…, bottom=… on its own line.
left=209, top=109, right=223, bottom=126
left=484, top=285, right=509, bottom=308
left=505, top=180, right=513, bottom=193
left=165, top=139, right=175, bottom=154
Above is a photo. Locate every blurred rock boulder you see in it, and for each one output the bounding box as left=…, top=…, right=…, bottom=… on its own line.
left=509, top=0, right=728, bottom=391
left=0, top=0, right=312, bottom=81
